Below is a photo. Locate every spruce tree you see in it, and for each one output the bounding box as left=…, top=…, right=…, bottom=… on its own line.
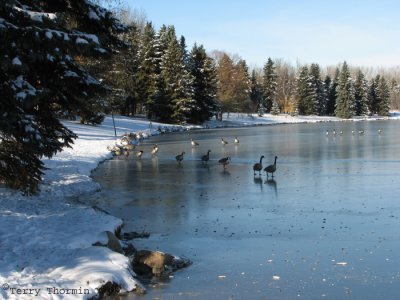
left=250, top=69, right=263, bottom=113
left=353, top=69, right=369, bottom=116
left=367, top=75, right=379, bottom=115
left=188, top=44, right=217, bottom=124
left=325, top=68, right=339, bottom=115
left=262, top=58, right=277, bottom=112
left=296, top=66, right=313, bottom=115
left=271, top=100, right=280, bottom=115
left=137, top=22, right=158, bottom=118
left=159, top=32, right=195, bottom=124
left=309, top=63, right=325, bottom=115
left=376, top=76, right=390, bottom=116
left=0, top=0, right=125, bottom=193
left=335, top=62, right=355, bottom=119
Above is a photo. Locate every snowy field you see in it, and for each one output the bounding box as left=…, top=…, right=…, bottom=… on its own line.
left=1, top=112, right=399, bottom=299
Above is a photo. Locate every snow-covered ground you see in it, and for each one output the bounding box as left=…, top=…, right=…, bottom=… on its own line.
left=1, top=112, right=399, bottom=299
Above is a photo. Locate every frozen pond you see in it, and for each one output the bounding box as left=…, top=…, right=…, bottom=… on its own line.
left=91, top=120, right=400, bottom=300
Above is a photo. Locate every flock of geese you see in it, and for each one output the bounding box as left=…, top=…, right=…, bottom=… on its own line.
left=107, top=134, right=278, bottom=177
left=325, top=128, right=382, bottom=136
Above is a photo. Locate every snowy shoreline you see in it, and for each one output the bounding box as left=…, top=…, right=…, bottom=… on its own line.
left=1, top=113, right=400, bottom=299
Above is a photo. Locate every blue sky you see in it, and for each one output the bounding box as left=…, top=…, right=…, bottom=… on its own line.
left=126, top=0, right=400, bottom=68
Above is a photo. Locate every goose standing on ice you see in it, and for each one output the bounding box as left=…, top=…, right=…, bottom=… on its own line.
left=151, top=144, right=159, bottom=156
left=378, top=129, right=382, bottom=134
left=191, top=139, right=199, bottom=147
left=253, top=155, right=264, bottom=176
left=234, top=137, right=240, bottom=144
left=136, top=150, right=144, bottom=159
left=221, top=138, right=228, bottom=145
left=264, top=156, right=278, bottom=178
left=175, top=152, right=185, bottom=164
left=218, top=157, right=231, bottom=169
left=201, top=150, right=211, bottom=164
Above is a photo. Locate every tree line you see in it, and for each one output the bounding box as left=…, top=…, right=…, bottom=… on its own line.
left=99, top=17, right=399, bottom=122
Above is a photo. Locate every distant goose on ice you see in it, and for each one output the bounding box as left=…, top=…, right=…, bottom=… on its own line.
left=264, top=156, right=278, bottom=178
left=221, top=138, right=228, bottom=145
left=234, top=137, right=240, bottom=144
left=136, top=150, right=144, bottom=159
left=333, top=129, right=337, bottom=136
left=359, top=130, right=365, bottom=135
left=351, top=130, right=355, bottom=135
left=191, top=139, right=199, bottom=147
left=175, top=152, right=185, bottom=164
left=218, top=157, right=231, bottom=169
left=378, top=129, right=382, bottom=134
left=151, top=144, right=159, bottom=156
left=339, top=130, right=343, bottom=135
left=326, top=130, right=329, bottom=136
left=253, top=155, right=264, bottom=176
left=201, top=150, right=211, bottom=164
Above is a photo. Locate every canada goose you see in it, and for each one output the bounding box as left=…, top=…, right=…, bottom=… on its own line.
left=264, top=156, right=278, bottom=178
left=339, top=130, right=343, bottom=135
left=221, top=138, right=228, bottom=145
left=201, top=150, right=211, bottom=164
left=333, top=129, right=337, bottom=136
left=253, top=155, right=264, bottom=175
left=325, top=130, right=329, bottom=136
left=175, top=152, right=185, bottom=164
left=218, top=156, right=231, bottom=169
left=123, top=150, right=130, bottom=158
left=378, top=129, right=382, bottom=134
left=136, top=150, right=143, bottom=159
left=359, top=130, right=365, bottom=135
left=234, top=137, right=240, bottom=144
left=151, top=145, right=158, bottom=156
left=191, top=139, right=199, bottom=147
left=351, top=130, right=355, bottom=135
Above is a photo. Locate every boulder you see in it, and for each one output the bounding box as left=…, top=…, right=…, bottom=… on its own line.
left=131, top=250, right=192, bottom=277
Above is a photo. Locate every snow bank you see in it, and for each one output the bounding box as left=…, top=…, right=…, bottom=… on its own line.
left=1, top=112, right=399, bottom=299
left=0, top=116, right=175, bottom=299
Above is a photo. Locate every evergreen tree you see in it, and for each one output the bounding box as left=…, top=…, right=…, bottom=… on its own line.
left=325, top=68, right=339, bottom=115
left=367, top=75, right=379, bottom=115
left=262, top=58, right=277, bottom=112
left=335, top=62, right=355, bottom=118
left=179, top=35, right=190, bottom=66
left=353, top=69, right=369, bottom=116
left=309, top=63, right=325, bottom=115
left=271, top=100, right=280, bottom=115
left=159, top=32, right=195, bottom=124
left=188, top=44, right=218, bottom=124
left=137, top=22, right=158, bottom=118
left=0, top=0, right=125, bottom=193
left=376, top=76, right=390, bottom=116
left=250, top=69, right=263, bottom=113
left=296, top=66, right=314, bottom=115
